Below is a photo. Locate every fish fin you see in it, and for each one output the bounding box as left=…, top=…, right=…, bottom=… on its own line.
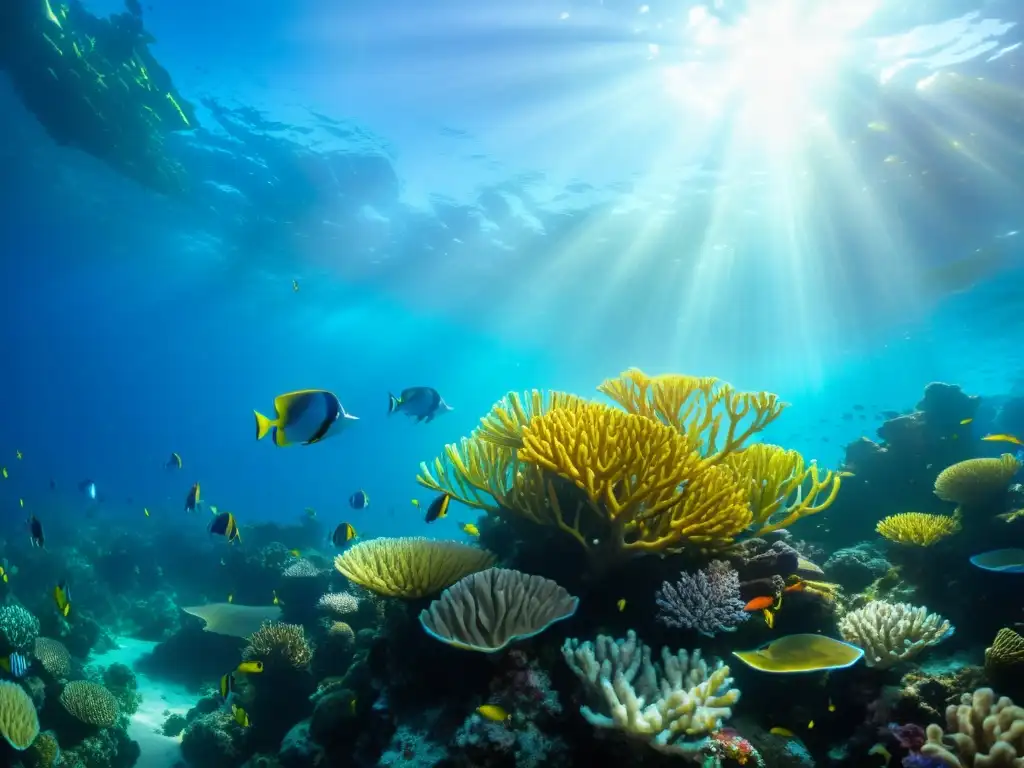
left=254, top=411, right=274, bottom=441
left=272, top=427, right=290, bottom=447
left=388, top=393, right=400, bottom=414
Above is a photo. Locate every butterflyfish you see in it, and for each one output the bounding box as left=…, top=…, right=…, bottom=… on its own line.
left=272, top=590, right=280, bottom=605
left=0, top=566, right=8, bottom=583
left=292, top=279, right=299, bottom=292
left=15, top=451, right=21, bottom=460
left=349, top=490, right=369, bottom=510
left=231, top=703, right=250, bottom=726
left=331, top=523, right=357, bottom=546
left=0, top=653, right=29, bottom=678
left=617, top=598, right=626, bottom=612
left=54, top=581, right=71, bottom=617
left=185, top=483, right=200, bottom=513
left=425, top=493, right=451, bottom=523
left=219, top=672, right=234, bottom=700
left=254, top=390, right=358, bottom=447
left=387, top=387, right=453, bottom=423
left=209, top=511, right=241, bottom=543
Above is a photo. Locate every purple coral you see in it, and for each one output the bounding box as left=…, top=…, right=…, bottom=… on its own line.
left=655, top=560, right=749, bottom=636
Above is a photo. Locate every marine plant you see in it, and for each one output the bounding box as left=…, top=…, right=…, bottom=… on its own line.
left=875, top=512, right=961, bottom=546
left=562, top=629, right=740, bottom=759
left=419, top=568, right=578, bottom=652
left=0, top=680, right=40, bottom=750
left=243, top=621, right=313, bottom=670
left=417, top=368, right=841, bottom=569
left=333, top=537, right=496, bottom=598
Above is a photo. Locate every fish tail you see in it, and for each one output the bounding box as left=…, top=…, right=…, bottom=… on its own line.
left=387, top=393, right=400, bottom=414
left=254, top=410, right=274, bottom=441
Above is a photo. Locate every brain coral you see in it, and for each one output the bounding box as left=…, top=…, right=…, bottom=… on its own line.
left=0, top=680, right=40, bottom=750
left=60, top=681, right=119, bottom=728
left=33, top=638, right=71, bottom=679
left=0, top=605, right=40, bottom=653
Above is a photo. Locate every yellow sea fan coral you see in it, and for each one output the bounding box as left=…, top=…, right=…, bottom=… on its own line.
left=334, top=537, right=496, bottom=599
left=59, top=681, right=118, bottom=728
left=725, top=444, right=841, bottom=534
left=985, top=628, right=1024, bottom=673
left=0, top=680, right=39, bottom=750
left=934, top=454, right=1021, bottom=505
left=33, top=637, right=71, bottom=678
left=476, top=390, right=588, bottom=449
left=876, top=512, right=961, bottom=546
left=597, top=368, right=786, bottom=462
left=243, top=621, right=313, bottom=670
left=518, top=401, right=751, bottom=557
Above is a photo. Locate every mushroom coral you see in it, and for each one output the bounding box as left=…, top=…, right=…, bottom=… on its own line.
left=417, top=368, right=842, bottom=568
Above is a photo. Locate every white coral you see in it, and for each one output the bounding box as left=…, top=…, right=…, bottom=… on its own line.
left=317, top=592, right=360, bottom=617
left=838, top=600, right=953, bottom=669
left=922, top=688, right=1024, bottom=767
left=562, top=629, right=739, bottom=757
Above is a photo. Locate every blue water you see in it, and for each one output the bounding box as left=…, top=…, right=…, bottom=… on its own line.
left=1, top=0, right=1022, bottom=542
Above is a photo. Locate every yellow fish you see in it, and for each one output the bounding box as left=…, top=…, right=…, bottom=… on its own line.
left=18, top=499, right=23, bottom=508
left=838, top=471, right=854, bottom=478
left=411, top=499, right=420, bottom=507
left=982, top=433, right=1024, bottom=446
left=144, top=508, right=150, bottom=517
left=0, top=566, right=8, bottom=584
left=476, top=704, right=510, bottom=723
left=828, top=698, right=835, bottom=712
left=292, top=279, right=300, bottom=292
left=996, top=509, right=1024, bottom=524
left=227, top=593, right=234, bottom=603
left=236, top=661, right=264, bottom=674
left=617, top=598, right=626, bottom=612
left=231, top=703, right=250, bottom=727
left=2, top=468, right=7, bottom=479
left=770, top=727, right=795, bottom=737
left=54, top=581, right=71, bottom=617
left=960, top=418, right=973, bottom=425
left=272, top=590, right=280, bottom=606
left=15, top=451, right=21, bottom=460
left=289, top=549, right=301, bottom=557
left=762, top=608, right=775, bottom=628
left=350, top=697, right=357, bottom=715
left=460, top=523, right=480, bottom=537
left=808, top=720, right=815, bottom=729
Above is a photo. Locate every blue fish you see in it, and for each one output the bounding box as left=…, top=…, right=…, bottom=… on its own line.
left=970, top=548, right=1024, bottom=573
left=349, top=490, right=369, bottom=510
left=387, top=387, right=452, bottom=423
left=254, top=390, right=358, bottom=447
left=1, top=653, right=29, bottom=678
left=78, top=480, right=97, bottom=501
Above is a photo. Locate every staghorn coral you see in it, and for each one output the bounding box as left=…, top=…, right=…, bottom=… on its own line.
left=0, top=680, right=40, bottom=750
left=562, top=629, right=739, bottom=759
left=317, top=592, right=360, bottom=617
left=876, top=512, right=961, bottom=546
left=419, top=568, right=578, bottom=652
left=921, top=687, right=1024, bottom=767
left=934, top=454, right=1021, bottom=506
left=0, top=605, right=40, bottom=654
left=985, top=628, right=1024, bottom=675
left=333, top=537, right=496, bottom=598
left=517, top=401, right=751, bottom=560
left=33, top=637, right=71, bottom=679
left=597, top=368, right=785, bottom=461
left=724, top=443, right=841, bottom=535
left=59, top=680, right=119, bottom=728
left=243, top=621, right=313, bottom=670
left=839, top=601, right=954, bottom=669
left=655, top=560, right=749, bottom=637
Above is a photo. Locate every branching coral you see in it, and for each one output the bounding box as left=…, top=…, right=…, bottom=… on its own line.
left=597, top=368, right=785, bottom=461
left=655, top=560, right=748, bottom=637
left=334, top=537, right=496, bottom=598
left=317, top=592, right=359, bottom=617
left=243, top=621, right=313, bottom=670
left=921, top=688, right=1024, bottom=767
left=0, top=605, right=40, bottom=654
left=724, top=443, right=841, bottom=535
left=419, top=568, right=578, bottom=652
left=562, top=629, right=739, bottom=759
left=59, top=681, right=119, bottom=728
left=476, top=390, right=588, bottom=449
left=876, top=512, right=961, bottom=546
left=0, top=680, right=39, bottom=750
left=935, top=454, right=1021, bottom=506
left=838, top=601, right=954, bottom=669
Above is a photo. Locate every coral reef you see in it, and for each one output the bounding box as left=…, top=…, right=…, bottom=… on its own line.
left=0, top=679, right=40, bottom=749
left=655, top=559, right=749, bottom=636
left=921, top=687, right=1024, bottom=766
left=876, top=512, right=961, bottom=546
left=839, top=601, right=954, bottom=669
left=243, top=621, right=314, bottom=670
left=60, top=680, right=120, bottom=727
left=0, top=604, right=41, bottom=653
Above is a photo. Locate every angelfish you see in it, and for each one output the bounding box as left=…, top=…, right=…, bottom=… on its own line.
left=387, top=387, right=452, bottom=423
left=254, top=390, right=358, bottom=447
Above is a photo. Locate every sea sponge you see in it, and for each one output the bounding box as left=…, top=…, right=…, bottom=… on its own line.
left=875, top=512, right=961, bottom=546
left=725, top=443, right=841, bottom=535
left=317, top=592, right=359, bottom=617
left=562, top=629, right=739, bottom=758
left=0, top=680, right=40, bottom=750
left=33, top=637, right=71, bottom=678
left=334, top=537, right=496, bottom=599
left=934, top=454, right=1021, bottom=506
left=0, top=605, right=40, bottom=653
left=985, top=628, right=1024, bottom=674
left=243, top=621, right=313, bottom=670
left=419, top=568, right=578, bottom=652
left=838, top=601, right=954, bottom=669
left=921, top=687, right=1024, bottom=767
left=517, top=401, right=752, bottom=558
left=596, top=368, right=785, bottom=461
left=60, top=681, right=119, bottom=728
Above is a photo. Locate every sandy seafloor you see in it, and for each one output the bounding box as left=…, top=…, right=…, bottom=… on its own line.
left=90, top=637, right=197, bottom=768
